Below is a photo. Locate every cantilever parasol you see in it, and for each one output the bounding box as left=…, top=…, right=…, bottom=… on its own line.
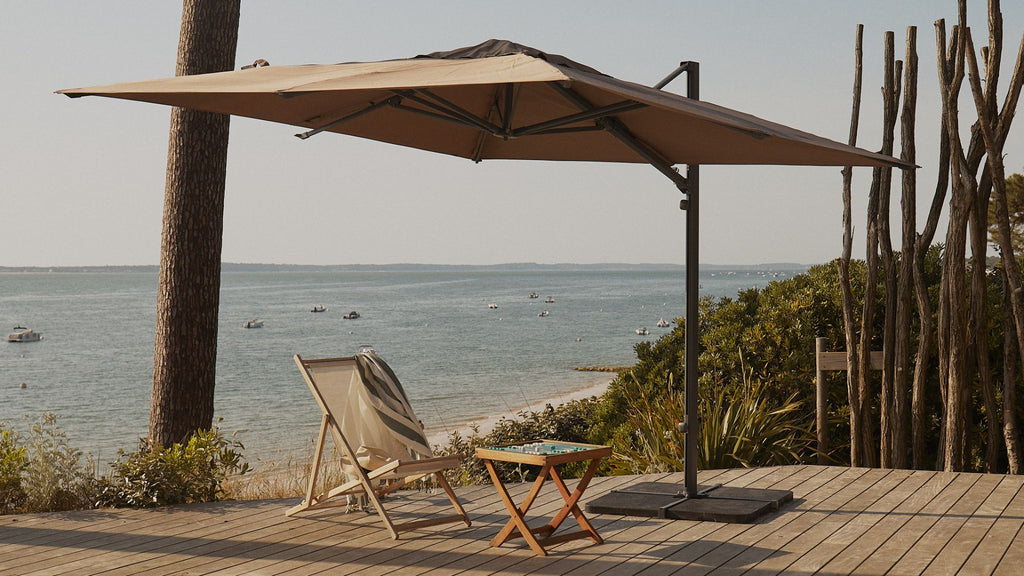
left=60, top=39, right=908, bottom=516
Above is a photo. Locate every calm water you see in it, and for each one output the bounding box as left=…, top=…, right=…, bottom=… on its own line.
left=0, top=266, right=800, bottom=465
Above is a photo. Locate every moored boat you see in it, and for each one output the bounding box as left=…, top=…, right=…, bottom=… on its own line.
left=343, top=311, right=360, bottom=319
left=244, top=319, right=264, bottom=329
left=7, top=326, right=42, bottom=342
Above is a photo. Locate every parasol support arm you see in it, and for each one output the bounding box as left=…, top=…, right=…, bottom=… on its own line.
left=546, top=82, right=688, bottom=193
left=654, top=61, right=693, bottom=91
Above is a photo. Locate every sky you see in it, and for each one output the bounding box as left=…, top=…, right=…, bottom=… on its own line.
left=2, top=1, right=1023, bottom=267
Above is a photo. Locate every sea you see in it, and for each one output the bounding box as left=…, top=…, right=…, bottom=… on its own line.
left=0, top=265, right=804, bottom=467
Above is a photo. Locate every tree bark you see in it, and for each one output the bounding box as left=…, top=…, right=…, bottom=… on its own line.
left=149, top=0, right=241, bottom=447
left=839, top=24, right=865, bottom=467
left=1003, top=271, right=1023, bottom=473
left=893, top=26, right=918, bottom=470
left=879, top=32, right=902, bottom=469
left=937, top=12, right=974, bottom=472
left=964, top=13, right=1024, bottom=472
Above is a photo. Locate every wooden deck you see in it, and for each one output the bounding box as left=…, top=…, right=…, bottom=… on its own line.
left=2, top=465, right=1023, bottom=575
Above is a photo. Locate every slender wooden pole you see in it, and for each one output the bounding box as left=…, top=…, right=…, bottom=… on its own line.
left=816, top=337, right=828, bottom=464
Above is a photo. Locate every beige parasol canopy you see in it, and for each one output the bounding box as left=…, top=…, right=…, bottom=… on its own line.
left=59, top=39, right=906, bottom=170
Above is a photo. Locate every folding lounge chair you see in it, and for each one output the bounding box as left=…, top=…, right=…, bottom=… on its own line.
left=286, top=351, right=471, bottom=539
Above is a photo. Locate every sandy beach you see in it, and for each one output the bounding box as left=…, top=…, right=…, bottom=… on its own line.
left=424, top=373, right=615, bottom=446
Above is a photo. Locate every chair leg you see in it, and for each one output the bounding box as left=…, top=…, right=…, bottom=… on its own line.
left=436, top=473, right=471, bottom=527
left=286, top=414, right=330, bottom=517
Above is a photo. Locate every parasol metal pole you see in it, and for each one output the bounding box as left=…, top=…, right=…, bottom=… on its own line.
left=682, top=61, right=700, bottom=499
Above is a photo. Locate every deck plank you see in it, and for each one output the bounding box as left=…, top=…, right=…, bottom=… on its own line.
left=2, top=466, right=1024, bottom=575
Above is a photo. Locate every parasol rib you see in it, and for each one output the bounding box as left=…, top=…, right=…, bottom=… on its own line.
left=501, top=83, right=518, bottom=137
left=296, top=96, right=400, bottom=140
left=395, top=89, right=503, bottom=135
left=512, top=100, right=647, bottom=138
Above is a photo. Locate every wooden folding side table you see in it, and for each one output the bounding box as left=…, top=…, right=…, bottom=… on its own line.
left=475, top=440, right=612, bottom=556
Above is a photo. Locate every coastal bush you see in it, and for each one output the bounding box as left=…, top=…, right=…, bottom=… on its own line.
left=95, top=425, right=249, bottom=508
left=591, top=261, right=883, bottom=463
left=21, top=413, right=97, bottom=513
left=0, top=424, right=28, bottom=514
left=434, top=397, right=602, bottom=486
left=607, top=363, right=817, bottom=475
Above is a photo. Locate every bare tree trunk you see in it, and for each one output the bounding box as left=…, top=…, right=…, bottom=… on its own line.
left=149, top=0, right=241, bottom=447
left=893, top=26, right=918, bottom=470
left=937, top=11, right=975, bottom=472
left=860, top=170, right=881, bottom=469
left=878, top=32, right=902, bottom=469
left=839, top=24, right=866, bottom=467
left=1003, top=272, right=1023, bottom=473
left=963, top=9, right=1024, bottom=471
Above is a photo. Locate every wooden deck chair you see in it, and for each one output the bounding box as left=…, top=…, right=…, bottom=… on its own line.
left=286, top=351, right=470, bottom=539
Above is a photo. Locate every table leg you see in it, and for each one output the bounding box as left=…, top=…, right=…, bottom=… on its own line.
left=483, top=459, right=549, bottom=556
left=546, top=459, right=603, bottom=544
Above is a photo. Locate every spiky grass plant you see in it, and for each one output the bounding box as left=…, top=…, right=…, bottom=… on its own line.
left=609, top=355, right=816, bottom=474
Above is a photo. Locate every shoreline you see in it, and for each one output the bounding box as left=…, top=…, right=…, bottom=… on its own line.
left=424, top=373, right=615, bottom=446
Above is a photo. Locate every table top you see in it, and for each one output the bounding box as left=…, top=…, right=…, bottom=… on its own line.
left=475, top=439, right=611, bottom=466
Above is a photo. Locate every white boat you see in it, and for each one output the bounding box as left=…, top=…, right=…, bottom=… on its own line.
left=545, top=296, right=555, bottom=303
left=635, top=327, right=649, bottom=335
left=343, top=311, right=360, bottom=319
left=488, top=303, right=498, bottom=309
left=657, top=317, right=670, bottom=328
left=7, top=326, right=42, bottom=342
left=310, top=306, right=327, bottom=313
left=244, top=319, right=264, bottom=329
left=538, top=310, right=549, bottom=317
left=529, top=292, right=539, bottom=299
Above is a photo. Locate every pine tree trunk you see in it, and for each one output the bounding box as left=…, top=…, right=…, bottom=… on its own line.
left=149, top=0, right=241, bottom=447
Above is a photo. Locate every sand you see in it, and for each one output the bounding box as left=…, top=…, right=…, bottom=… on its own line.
left=424, top=373, right=614, bottom=446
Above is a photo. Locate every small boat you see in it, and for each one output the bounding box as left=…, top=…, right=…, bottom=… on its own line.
left=657, top=317, right=670, bottom=328
left=529, top=292, right=539, bottom=299
left=545, top=296, right=555, bottom=303
left=343, top=311, right=360, bottom=319
left=7, top=326, right=42, bottom=342
left=488, top=303, right=498, bottom=309
left=635, top=327, right=649, bottom=335
left=538, top=310, right=549, bottom=317
left=310, top=306, right=327, bottom=313
left=244, top=319, right=264, bottom=329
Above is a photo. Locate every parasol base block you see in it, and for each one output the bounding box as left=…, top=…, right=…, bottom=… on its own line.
left=586, top=482, right=792, bottom=524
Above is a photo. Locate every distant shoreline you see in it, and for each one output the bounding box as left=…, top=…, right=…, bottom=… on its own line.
left=0, top=262, right=808, bottom=274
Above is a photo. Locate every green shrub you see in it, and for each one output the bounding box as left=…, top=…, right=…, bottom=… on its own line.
left=95, top=426, right=249, bottom=508
left=434, top=397, right=602, bottom=486
left=0, top=424, right=28, bottom=514
left=21, top=413, right=97, bottom=513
